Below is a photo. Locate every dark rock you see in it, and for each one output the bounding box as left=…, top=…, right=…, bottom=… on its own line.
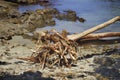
left=56, top=14, right=66, bottom=20
left=94, top=56, right=115, bottom=66
left=0, top=71, right=55, bottom=80
left=95, top=67, right=120, bottom=80
left=20, top=8, right=56, bottom=31
left=5, top=0, right=39, bottom=4
left=0, top=61, right=10, bottom=65
left=0, top=1, right=19, bottom=20
left=56, top=10, right=78, bottom=21
left=65, top=10, right=77, bottom=21
left=78, top=17, right=86, bottom=23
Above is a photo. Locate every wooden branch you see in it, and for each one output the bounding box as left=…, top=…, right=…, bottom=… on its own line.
left=81, top=32, right=120, bottom=40
left=67, top=16, right=120, bottom=40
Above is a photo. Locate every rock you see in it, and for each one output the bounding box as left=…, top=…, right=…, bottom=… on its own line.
left=93, top=56, right=115, bottom=66
left=5, top=0, right=39, bottom=4
left=0, top=0, right=19, bottom=19
left=78, top=17, right=86, bottom=23
left=20, top=9, right=56, bottom=32
left=0, top=61, right=9, bottom=65
left=55, top=10, right=86, bottom=22
left=0, top=71, right=55, bottom=80
left=95, top=67, right=120, bottom=80
left=65, top=10, right=77, bottom=21
left=0, top=21, right=25, bottom=39
left=56, top=10, right=78, bottom=21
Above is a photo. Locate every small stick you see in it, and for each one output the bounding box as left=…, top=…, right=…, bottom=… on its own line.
left=42, top=51, right=47, bottom=69
left=49, top=58, right=60, bottom=67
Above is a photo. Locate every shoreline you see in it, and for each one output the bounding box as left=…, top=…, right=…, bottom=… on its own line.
left=0, top=1, right=120, bottom=80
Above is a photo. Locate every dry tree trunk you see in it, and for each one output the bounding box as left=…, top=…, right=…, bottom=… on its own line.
left=81, top=32, right=120, bottom=41
left=67, top=16, right=120, bottom=40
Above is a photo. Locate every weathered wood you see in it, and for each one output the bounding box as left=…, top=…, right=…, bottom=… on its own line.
left=67, top=16, right=120, bottom=40
left=81, top=32, right=120, bottom=40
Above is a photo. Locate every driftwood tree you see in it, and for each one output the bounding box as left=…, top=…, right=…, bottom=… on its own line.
left=67, top=16, right=120, bottom=40
left=19, top=16, right=120, bottom=69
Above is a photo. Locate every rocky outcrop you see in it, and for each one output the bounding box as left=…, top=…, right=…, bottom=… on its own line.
left=5, top=0, right=39, bottom=4
left=21, top=8, right=57, bottom=31
left=0, top=21, right=27, bottom=39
